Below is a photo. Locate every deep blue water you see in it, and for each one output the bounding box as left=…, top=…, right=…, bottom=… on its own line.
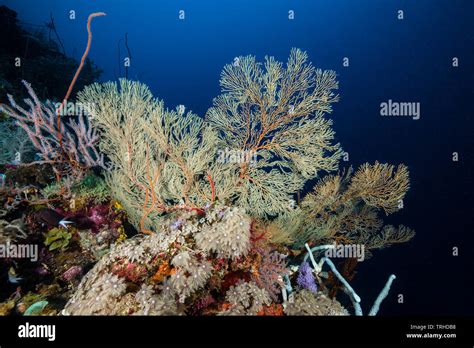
left=2, top=0, right=473, bottom=315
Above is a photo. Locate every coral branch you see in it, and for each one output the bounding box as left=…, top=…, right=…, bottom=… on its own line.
left=207, top=49, right=342, bottom=217
left=56, top=12, right=106, bottom=176
left=368, top=274, right=397, bottom=316
left=207, top=172, right=216, bottom=203
left=0, top=82, right=104, bottom=179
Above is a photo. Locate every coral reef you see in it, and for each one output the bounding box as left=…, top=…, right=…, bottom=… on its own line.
left=77, top=49, right=342, bottom=231
left=0, top=47, right=415, bottom=317
left=61, top=205, right=258, bottom=315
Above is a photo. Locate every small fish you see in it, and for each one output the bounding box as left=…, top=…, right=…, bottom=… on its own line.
left=58, top=219, right=74, bottom=229
left=34, top=208, right=74, bottom=229
left=24, top=301, right=48, bottom=316
left=8, top=267, right=23, bottom=284
left=34, top=208, right=64, bottom=227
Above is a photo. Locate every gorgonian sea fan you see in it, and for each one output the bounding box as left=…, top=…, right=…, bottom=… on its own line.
left=251, top=247, right=288, bottom=301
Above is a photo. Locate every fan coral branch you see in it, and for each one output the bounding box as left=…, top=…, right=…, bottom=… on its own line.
left=346, top=161, right=409, bottom=215
left=207, top=48, right=342, bottom=217
left=280, top=162, right=413, bottom=249
left=0, top=81, right=105, bottom=179
left=359, top=224, right=416, bottom=250
left=207, top=172, right=216, bottom=203
left=78, top=80, right=218, bottom=230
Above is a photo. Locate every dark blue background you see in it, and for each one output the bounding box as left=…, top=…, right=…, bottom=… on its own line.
left=3, top=0, right=473, bottom=315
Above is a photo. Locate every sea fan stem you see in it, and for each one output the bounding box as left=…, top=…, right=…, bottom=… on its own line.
left=55, top=12, right=106, bottom=180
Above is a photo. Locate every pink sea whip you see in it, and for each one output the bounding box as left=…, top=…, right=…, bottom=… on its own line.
left=0, top=12, right=107, bottom=182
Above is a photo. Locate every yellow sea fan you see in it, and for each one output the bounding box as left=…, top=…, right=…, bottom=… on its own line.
left=206, top=48, right=342, bottom=217
left=346, top=162, right=409, bottom=215
left=365, top=225, right=416, bottom=249
left=302, top=174, right=342, bottom=215
left=340, top=205, right=383, bottom=236
left=265, top=219, right=295, bottom=245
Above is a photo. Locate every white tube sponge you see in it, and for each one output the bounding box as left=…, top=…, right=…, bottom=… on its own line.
left=304, top=243, right=335, bottom=272
left=368, top=274, right=397, bottom=316
left=320, top=257, right=362, bottom=304
left=304, top=243, right=397, bottom=316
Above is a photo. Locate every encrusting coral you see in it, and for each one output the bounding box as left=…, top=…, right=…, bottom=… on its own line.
left=284, top=289, right=349, bottom=316
left=348, top=162, right=410, bottom=215
left=220, top=281, right=272, bottom=315
left=62, top=205, right=256, bottom=315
